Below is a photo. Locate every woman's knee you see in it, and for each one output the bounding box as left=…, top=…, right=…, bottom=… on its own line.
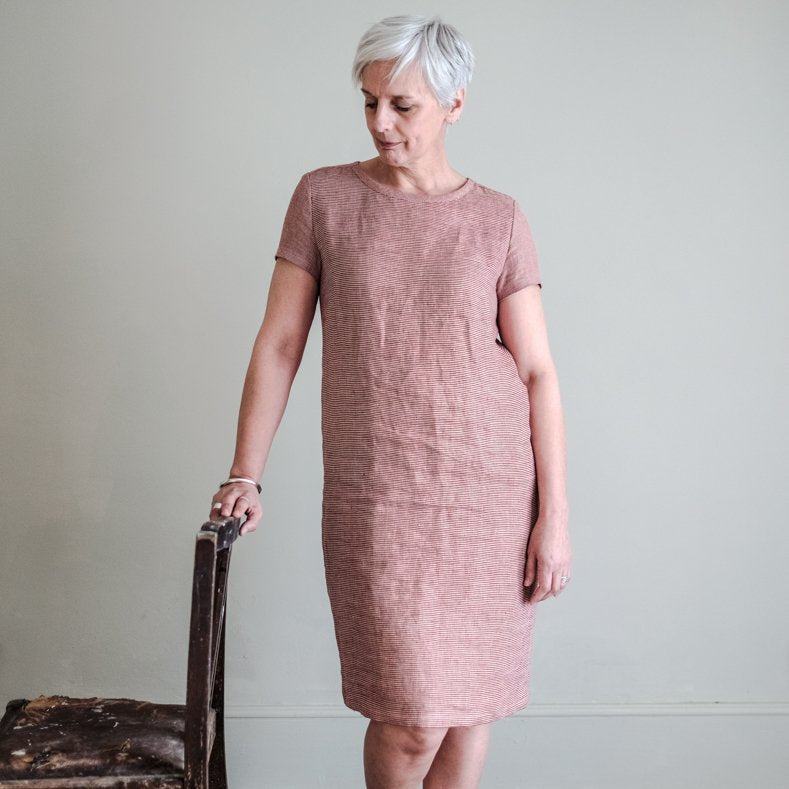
left=377, top=721, right=449, bottom=757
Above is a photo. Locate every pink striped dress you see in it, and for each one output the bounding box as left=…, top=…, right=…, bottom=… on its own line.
left=275, top=161, right=542, bottom=727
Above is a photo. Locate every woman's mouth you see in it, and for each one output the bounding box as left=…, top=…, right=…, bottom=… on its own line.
left=378, top=140, right=400, bottom=149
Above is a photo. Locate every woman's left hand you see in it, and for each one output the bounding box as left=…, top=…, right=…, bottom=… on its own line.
left=524, top=515, right=572, bottom=602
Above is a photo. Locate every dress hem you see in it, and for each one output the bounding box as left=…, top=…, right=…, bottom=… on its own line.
left=341, top=694, right=531, bottom=728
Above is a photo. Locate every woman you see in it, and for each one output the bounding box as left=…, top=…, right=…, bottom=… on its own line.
left=210, top=14, right=571, bottom=789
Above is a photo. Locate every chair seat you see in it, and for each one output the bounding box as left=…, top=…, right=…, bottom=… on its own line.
left=0, top=694, right=187, bottom=786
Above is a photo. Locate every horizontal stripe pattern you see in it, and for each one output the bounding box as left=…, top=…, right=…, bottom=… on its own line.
left=275, top=161, right=542, bottom=727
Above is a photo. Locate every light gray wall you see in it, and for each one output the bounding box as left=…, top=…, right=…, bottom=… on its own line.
left=1, top=1, right=787, bottom=787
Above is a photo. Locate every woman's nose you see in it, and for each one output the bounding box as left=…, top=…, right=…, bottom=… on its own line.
left=371, top=105, right=393, bottom=132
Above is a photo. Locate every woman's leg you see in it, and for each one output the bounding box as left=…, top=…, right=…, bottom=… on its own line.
left=363, top=720, right=449, bottom=788
left=422, top=723, right=491, bottom=789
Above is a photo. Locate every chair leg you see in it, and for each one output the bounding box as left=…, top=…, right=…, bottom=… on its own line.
left=208, top=616, right=228, bottom=787
left=208, top=711, right=228, bottom=788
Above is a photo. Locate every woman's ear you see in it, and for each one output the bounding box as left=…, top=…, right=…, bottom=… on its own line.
left=447, top=88, right=465, bottom=124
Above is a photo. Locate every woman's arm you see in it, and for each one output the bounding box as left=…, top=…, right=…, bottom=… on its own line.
left=211, top=258, right=319, bottom=535
left=497, top=284, right=572, bottom=601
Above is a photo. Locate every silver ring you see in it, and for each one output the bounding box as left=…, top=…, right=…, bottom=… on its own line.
left=560, top=576, right=570, bottom=584
left=212, top=502, right=222, bottom=510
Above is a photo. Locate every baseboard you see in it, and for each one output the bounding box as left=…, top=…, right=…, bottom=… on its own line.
left=225, top=701, right=789, bottom=719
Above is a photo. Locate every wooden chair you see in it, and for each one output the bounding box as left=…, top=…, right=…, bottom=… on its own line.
left=0, top=515, right=241, bottom=788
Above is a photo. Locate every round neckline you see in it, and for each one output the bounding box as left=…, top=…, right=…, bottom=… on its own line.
left=351, top=161, right=475, bottom=203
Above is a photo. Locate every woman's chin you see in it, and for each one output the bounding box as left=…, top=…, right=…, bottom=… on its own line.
left=377, top=148, right=405, bottom=165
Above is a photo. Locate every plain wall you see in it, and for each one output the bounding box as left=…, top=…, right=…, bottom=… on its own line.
left=1, top=1, right=787, bottom=786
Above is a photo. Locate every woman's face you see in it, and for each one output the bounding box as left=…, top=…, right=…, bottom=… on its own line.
left=360, top=59, right=463, bottom=169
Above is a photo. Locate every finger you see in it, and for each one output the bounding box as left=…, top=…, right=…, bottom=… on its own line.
left=232, top=495, right=251, bottom=519
left=524, top=548, right=537, bottom=587
left=240, top=505, right=263, bottom=536
left=216, top=496, right=238, bottom=519
left=559, top=568, right=572, bottom=594
left=551, top=572, right=563, bottom=597
left=209, top=499, right=224, bottom=519
left=534, top=566, right=554, bottom=603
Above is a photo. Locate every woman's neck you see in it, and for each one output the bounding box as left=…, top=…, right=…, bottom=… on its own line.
left=360, top=156, right=466, bottom=197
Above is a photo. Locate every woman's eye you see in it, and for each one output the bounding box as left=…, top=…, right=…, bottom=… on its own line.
left=364, top=102, right=412, bottom=113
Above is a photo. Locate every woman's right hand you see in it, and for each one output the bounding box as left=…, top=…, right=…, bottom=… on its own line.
left=209, top=481, right=263, bottom=536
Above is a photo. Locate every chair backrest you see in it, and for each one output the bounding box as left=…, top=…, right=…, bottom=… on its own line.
left=184, top=515, right=240, bottom=787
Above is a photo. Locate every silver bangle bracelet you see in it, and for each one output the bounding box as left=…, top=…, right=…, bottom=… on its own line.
left=220, top=476, right=262, bottom=494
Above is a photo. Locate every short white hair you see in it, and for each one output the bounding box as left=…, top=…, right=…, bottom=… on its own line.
left=351, top=15, right=475, bottom=110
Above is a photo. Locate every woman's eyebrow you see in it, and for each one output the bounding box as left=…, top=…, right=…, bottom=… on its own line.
left=361, top=88, right=415, bottom=100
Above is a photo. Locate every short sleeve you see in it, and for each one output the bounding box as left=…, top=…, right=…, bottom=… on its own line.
left=274, top=172, right=321, bottom=282
left=496, top=198, right=542, bottom=301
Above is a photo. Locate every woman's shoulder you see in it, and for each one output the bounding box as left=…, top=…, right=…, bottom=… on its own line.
left=466, top=179, right=518, bottom=212
left=298, top=161, right=359, bottom=187
left=285, top=162, right=366, bottom=208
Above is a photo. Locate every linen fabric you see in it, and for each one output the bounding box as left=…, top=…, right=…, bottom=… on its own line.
left=275, top=161, right=542, bottom=726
